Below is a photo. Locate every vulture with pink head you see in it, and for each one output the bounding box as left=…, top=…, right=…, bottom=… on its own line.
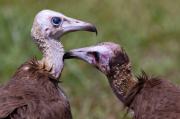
left=64, top=42, right=180, bottom=119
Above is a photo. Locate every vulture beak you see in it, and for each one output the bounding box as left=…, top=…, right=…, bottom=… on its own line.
left=62, top=17, right=98, bottom=35
left=64, top=46, right=100, bottom=65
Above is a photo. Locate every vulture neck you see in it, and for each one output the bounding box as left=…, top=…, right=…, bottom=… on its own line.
left=107, top=63, right=138, bottom=103
left=33, top=35, right=64, bottom=79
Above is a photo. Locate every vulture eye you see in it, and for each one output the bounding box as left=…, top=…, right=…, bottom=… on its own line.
left=87, top=52, right=100, bottom=62
left=51, top=17, right=62, bottom=27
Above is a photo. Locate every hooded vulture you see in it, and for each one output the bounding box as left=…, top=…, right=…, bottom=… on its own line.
left=0, top=10, right=97, bottom=119
left=64, top=42, right=180, bottom=119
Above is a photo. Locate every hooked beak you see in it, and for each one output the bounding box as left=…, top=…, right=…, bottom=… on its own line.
left=64, top=47, right=94, bottom=64
left=62, top=17, right=98, bottom=35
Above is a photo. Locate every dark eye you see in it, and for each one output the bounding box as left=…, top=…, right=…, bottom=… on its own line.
left=88, top=52, right=100, bottom=62
left=51, top=17, right=62, bottom=26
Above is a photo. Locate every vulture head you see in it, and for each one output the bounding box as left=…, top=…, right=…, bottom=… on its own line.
left=64, top=42, right=137, bottom=102
left=31, top=9, right=97, bottom=40
left=30, top=9, right=97, bottom=79
left=64, top=42, right=129, bottom=75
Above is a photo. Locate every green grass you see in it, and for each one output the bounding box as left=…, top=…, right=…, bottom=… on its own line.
left=0, top=0, right=180, bottom=118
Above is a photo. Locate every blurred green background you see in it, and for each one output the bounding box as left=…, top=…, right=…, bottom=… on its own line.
left=0, top=0, right=179, bottom=119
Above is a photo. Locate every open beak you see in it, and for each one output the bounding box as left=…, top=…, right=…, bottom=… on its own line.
left=62, top=17, right=98, bottom=35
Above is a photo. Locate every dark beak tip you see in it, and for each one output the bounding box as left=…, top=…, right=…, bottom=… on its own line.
left=92, top=26, right=98, bottom=36
left=86, top=25, right=98, bottom=35
left=94, top=27, right=98, bottom=36
left=95, top=29, right=98, bottom=36
left=63, top=52, right=73, bottom=59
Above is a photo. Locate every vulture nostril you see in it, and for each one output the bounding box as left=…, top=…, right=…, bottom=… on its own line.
left=45, top=28, right=49, bottom=31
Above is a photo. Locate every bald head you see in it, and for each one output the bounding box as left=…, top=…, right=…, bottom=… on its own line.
left=31, top=9, right=97, bottom=40
left=64, top=42, right=129, bottom=75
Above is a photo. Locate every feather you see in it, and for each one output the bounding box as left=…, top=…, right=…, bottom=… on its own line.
left=0, top=59, right=72, bottom=119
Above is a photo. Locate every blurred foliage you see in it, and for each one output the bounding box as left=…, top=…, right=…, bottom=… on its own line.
left=0, top=0, right=179, bottom=119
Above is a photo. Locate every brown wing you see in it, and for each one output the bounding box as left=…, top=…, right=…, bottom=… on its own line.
left=131, top=78, right=180, bottom=119
left=0, top=84, right=26, bottom=118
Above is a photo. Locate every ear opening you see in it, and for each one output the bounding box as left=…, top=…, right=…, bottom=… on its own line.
left=87, top=51, right=100, bottom=62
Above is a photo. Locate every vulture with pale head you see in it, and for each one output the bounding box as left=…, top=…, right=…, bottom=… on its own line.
left=64, top=42, right=180, bottom=119
left=0, top=10, right=97, bottom=119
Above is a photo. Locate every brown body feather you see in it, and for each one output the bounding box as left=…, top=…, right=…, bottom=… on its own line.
left=124, top=73, right=180, bottom=119
left=0, top=58, right=72, bottom=119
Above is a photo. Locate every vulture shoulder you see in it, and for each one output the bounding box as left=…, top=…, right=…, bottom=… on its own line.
left=126, top=74, right=180, bottom=119
left=0, top=58, right=71, bottom=119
